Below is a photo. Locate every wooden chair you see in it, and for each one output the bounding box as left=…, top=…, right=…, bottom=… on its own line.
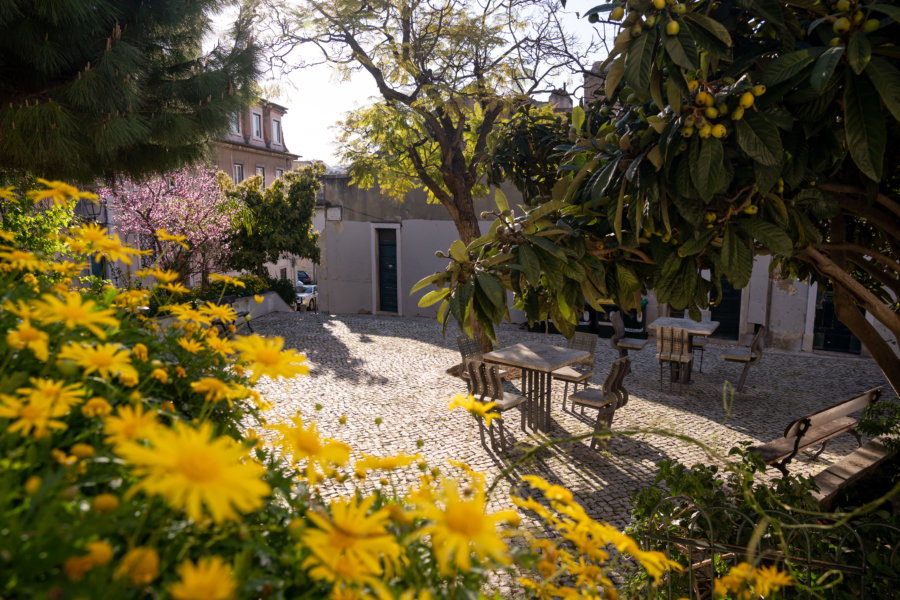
left=609, top=310, right=648, bottom=357
left=722, top=325, right=766, bottom=391
left=457, top=334, right=509, bottom=380
left=568, top=357, right=631, bottom=449
left=656, top=326, right=692, bottom=393
left=552, top=331, right=598, bottom=410
left=466, top=360, right=526, bottom=452
left=692, top=336, right=707, bottom=372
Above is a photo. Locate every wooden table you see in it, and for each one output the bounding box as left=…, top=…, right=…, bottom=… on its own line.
left=482, top=342, right=589, bottom=432
left=647, top=317, right=720, bottom=383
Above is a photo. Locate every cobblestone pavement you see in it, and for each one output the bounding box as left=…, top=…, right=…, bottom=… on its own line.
left=251, top=310, right=895, bottom=531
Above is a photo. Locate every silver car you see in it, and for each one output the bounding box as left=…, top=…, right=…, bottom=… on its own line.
left=296, top=284, right=318, bottom=312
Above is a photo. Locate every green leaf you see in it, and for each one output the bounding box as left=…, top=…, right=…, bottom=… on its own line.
left=650, top=64, right=664, bottom=112
left=678, top=229, right=717, bottom=257
left=410, top=272, right=446, bottom=294
left=683, top=13, right=732, bottom=46
left=614, top=180, right=625, bottom=242
left=624, top=32, right=655, bottom=94
left=867, top=3, right=900, bottom=21
left=449, top=239, right=468, bottom=262
left=605, top=56, right=626, bottom=99
left=418, top=287, right=450, bottom=308
left=475, top=272, right=506, bottom=310
left=664, top=23, right=700, bottom=70
left=525, top=234, right=568, bottom=261
left=844, top=71, right=886, bottom=181
left=689, top=137, right=725, bottom=203
left=666, top=79, right=683, bottom=116
left=494, top=189, right=509, bottom=213
left=616, top=264, right=641, bottom=296
left=571, top=105, right=585, bottom=134
left=810, top=46, right=844, bottom=93
left=760, top=48, right=825, bottom=86
left=517, top=244, right=542, bottom=288
left=738, top=218, right=794, bottom=256
left=734, top=112, right=783, bottom=167
left=847, top=33, right=871, bottom=75
left=865, top=57, right=900, bottom=123
left=720, top=225, right=753, bottom=288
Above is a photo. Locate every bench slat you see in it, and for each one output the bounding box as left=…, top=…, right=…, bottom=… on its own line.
left=754, top=417, right=858, bottom=463
left=783, top=388, right=882, bottom=438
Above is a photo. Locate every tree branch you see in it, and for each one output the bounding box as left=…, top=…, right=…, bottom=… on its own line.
left=820, top=183, right=900, bottom=221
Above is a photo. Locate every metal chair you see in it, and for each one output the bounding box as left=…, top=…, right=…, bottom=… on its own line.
left=656, top=326, right=692, bottom=393
left=552, top=331, right=598, bottom=410
left=466, top=360, right=526, bottom=452
left=722, top=325, right=766, bottom=391
left=568, top=357, right=631, bottom=449
left=610, top=310, right=648, bottom=357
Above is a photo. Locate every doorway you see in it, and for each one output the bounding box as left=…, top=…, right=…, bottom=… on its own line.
left=376, top=228, right=398, bottom=313
left=710, top=278, right=741, bottom=340
left=813, top=287, right=861, bottom=354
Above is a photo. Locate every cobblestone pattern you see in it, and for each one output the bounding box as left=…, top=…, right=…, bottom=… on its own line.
left=252, top=311, right=895, bottom=530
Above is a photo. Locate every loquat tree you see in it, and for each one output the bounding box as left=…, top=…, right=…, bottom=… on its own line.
left=417, top=0, right=900, bottom=395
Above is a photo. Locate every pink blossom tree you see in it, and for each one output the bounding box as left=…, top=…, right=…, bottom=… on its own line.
left=102, top=166, right=241, bottom=287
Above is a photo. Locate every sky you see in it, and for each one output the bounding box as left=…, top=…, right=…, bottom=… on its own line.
left=215, top=2, right=611, bottom=165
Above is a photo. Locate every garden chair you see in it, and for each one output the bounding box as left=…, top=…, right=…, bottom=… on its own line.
left=656, top=326, right=692, bottom=393
left=610, top=310, right=648, bottom=357
left=212, top=295, right=253, bottom=337
left=551, top=331, right=599, bottom=410
left=466, top=360, right=526, bottom=453
left=457, top=334, right=509, bottom=381
left=722, top=325, right=766, bottom=391
left=568, top=357, right=631, bottom=450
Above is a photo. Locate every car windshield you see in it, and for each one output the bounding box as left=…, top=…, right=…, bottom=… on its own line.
left=298, top=286, right=315, bottom=293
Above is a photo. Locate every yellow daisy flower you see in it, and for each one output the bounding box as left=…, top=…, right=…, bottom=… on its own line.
left=169, top=557, right=237, bottom=600
left=155, top=227, right=190, bottom=249
left=303, top=495, right=401, bottom=585
left=103, top=404, right=158, bottom=445
left=6, top=320, right=50, bottom=361
left=135, top=267, right=180, bottom=283
left=85, top=541, right=114, bottom=566
left=271, top=413, right=350, bottom=485
left=0, top=394, right=68, bottom=438
left=69, top=222, right=109, bottom=245
left=150, top=368, right=168, bottom=384
left=204, top=335, right=235, bottom=357
left=160, top=282, right=190, bottom=294
left=35, top=292, right=119, bottom=339
left=208, top=273, right=246, bottom=288
left=414, top=478, right=518, bottom=574
left=177, top=337, right=205, bottom=354
left=82, top=396, right=113, bottom=417
left=0, top=186, right=17, bottom=203
left=753, top=564, right=793, bottom=596
left=27, top=178, right=97, bottom=205
left=190, top=378, right=234, bottom=404
left=17, top=377, right=85, bottom=412
left=199, top=301, right=236, bottom=323
left=114, top=547, right=159, bottom=586
left=58, top=342, right=139, bottom=382
left=447, top=393, right=500, bottom=426
left=115, top=421, right=270, bottom=522
left=232, top=335, right=309, bottom=382
left=93, top=234, right=143, bottom=265
left=0, top=249, right=46, bottom=271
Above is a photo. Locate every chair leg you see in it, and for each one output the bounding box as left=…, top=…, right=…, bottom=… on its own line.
left=562, top=381, right=569, bottom=411
left=736, top=363, right=751, bottom=391
left=696, top=347, right=704, bottom=373
left=809, top=439, right=829, bottom=459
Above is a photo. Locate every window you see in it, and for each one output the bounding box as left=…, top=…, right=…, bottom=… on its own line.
left=230, top=113, right=241, bottom=135
left=255, top=166, right=265, bottom=186
left=252, top=113, right=262, bottom=139
left=275, top=168, right=284, bottom=180
left=280, top=267, right=287, bottom=281
left=233, top=163, right=244, bottom=183
left=272, top=120, right=281, bottom=144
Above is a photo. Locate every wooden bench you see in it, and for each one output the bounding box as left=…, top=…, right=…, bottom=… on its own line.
left=752, top=387, right=882, bottom=476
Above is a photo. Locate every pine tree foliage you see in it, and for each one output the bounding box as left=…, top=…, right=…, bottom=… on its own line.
left=0, top=0, right=259, bottom=181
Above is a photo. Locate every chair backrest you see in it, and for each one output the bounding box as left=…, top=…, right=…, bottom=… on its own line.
left=457, top=334, right=482, bottom=363
left=748, top=325, right=766, bottom=364
left=609, top=311, right=626, bottom=349
left=466, top=360, right=502, bottom=402
left=612, top=356, right=631, bottom=407
left=568, top=331, right=598, bottom=367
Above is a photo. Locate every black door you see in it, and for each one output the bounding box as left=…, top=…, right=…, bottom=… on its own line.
left=813, top=288, right=861, bottom=353
left=377, top=228, right=398, bottom=313
left=710, top=277, right=741, bottom=340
